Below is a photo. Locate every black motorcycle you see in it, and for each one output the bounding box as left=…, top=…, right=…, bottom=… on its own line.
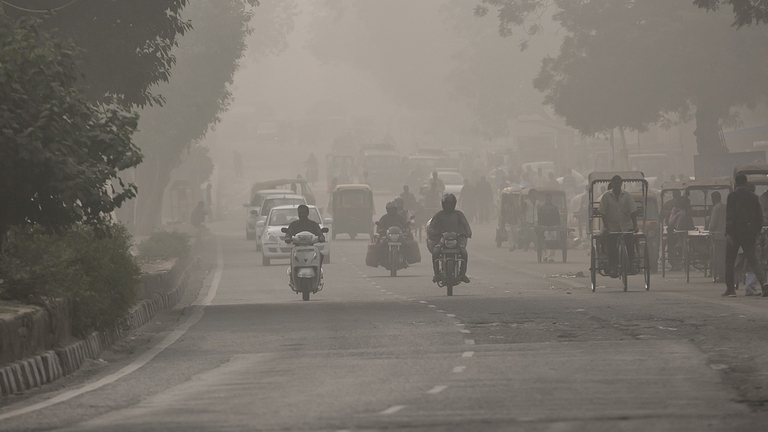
left=434, top=232, right=464, bottom=296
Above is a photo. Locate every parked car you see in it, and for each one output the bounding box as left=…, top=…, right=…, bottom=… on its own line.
left=253, top=194, right=307, bottom=251
left=259, top=205, right=332, bottom=266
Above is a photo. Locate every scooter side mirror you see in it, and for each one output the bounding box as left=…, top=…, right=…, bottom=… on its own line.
left=321, top=227, right=329, bottom=233
left=281, top=227, right=288, bottom=233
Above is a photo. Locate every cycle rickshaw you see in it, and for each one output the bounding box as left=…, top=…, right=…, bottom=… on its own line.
left=660, top=181, right=684, bottom=277
left=680, top=179, right=733, bottom=283
left=588, top=172, right=651, bottom=292
left=497, top=186, right=522, bottom=250
left=734, top=164, right=768, bottom=271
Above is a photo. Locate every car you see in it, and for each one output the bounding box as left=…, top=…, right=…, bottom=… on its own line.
left=435, top=170, right=465, bottom=195
left=244, top=189, right=294, bottom=240
left=259, top=205, right=332, bottom=266
left=253, top=194, right=307, bottom=251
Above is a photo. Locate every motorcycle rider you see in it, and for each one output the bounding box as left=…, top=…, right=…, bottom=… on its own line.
left=429, top=194, right=472, bottom=283
left=284, top=204, right=326, bottom=261
left=377, top=201, right=408, bottom=235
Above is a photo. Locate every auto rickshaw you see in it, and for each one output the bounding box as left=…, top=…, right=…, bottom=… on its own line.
left=680, top=179, right=733, bottom=282
left=330, top=184, right=374, bottom=240
left=632, top=191, right=660, bottom=273
left=531, top=188, right=569, bottom=263
left=660, top=181, right=684, bottom=277
left=497, top=186, right=522, bottom=250
left=588, top=172, right=651, bottom=292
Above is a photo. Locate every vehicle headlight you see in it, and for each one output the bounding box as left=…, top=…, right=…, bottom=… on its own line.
left=265, top=233, right=279, bottom=244
left=388, top=233, right=400, bottom=242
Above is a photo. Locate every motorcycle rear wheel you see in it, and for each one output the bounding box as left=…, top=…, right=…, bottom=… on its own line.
left=445, top=259, right=454, bottom=296
left=390, top=248, right=398, bottom=277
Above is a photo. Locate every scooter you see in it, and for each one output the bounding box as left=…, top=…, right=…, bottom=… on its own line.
left=434, top=232, right=464, bottom=296
left=281, top=228, right=329, bottom=301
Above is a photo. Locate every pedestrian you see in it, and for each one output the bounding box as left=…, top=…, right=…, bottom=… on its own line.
left=191, top=201, right=206, bottom=227
left=537, top=194, right=561, bottom=262
left=723, top=174, right=767, bottom=297
left=709, top=191, right=726, bottom=282
left=546, top=171, right=559, bottom=188
left=522, top=189, right=538, bottom=250
left=476, top=176, right=494, bottom=223
left=400, top=185, right=417, bottom=213
left=459, top=179, right=477, bottom=223
left=204, top=183, right=213, bottom=222
left=598, top=175, right=638, bottom=278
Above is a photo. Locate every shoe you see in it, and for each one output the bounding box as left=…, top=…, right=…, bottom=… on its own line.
left=762, top=284, right=768, bottom=297
left=432, top=275, right=441, bottom=283
left=460, top=275, right=470, bottom=283
left=721, top=289, right=737, bottom=297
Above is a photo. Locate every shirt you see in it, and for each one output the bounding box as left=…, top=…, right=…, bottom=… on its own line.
left=726, top=188, right=763, bottom=239
left=708, top=202, right=725, bottom=233
left=523, top=198, right=538, bottom=224
left=598, top=189, right=637, bottom=232
left=286, top=217, right=324, bottom=239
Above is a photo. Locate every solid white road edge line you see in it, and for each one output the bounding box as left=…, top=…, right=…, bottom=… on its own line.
left=0, top=240, right=225, bottom=422
left=380, top=405, right=406, bottom=415
left=427, top=385, right=448, bottom=394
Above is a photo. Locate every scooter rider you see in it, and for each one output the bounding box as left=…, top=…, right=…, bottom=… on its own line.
left=285, top=205, right=326, bottom=269
left=377, top=201, right=408, bottom=234
left=429, top=194, right=472, bottom=283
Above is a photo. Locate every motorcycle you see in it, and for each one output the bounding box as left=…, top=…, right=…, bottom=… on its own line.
left=374, top=222, right=412, bottom=277
left=281, top=227, right=329, bottom=301
left=434, top=232, right=464, bottom=296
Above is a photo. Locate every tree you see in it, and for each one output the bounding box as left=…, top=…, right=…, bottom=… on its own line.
left=0, top=17, right=142, bottom=250
left=478, top=0, right=768, bottom=155
left=694, top=0, right=768, bottom=26
left=130, top=0, right=295, bottom=234
left=2, top=0, right=191, bottom=106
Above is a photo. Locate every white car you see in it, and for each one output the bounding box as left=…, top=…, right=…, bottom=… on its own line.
left=259, top=205, right=332, bottom=266
left=253, top=194, right=307, bottom=251
left=436, top=170, right=465, bottom=196
left=244, top=189, right=292, bottom=240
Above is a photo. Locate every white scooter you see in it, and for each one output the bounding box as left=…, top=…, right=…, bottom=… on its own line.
left=281, top=228, right=329, bottom=301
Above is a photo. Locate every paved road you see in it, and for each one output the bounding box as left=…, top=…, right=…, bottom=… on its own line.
left=4, top=212, right=768, bottom=430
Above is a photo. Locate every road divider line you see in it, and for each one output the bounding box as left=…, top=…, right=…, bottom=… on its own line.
left=453, top=366, right=466, bottom=373
left=419, top=301, right=427, bottom=304
left=0, top=239, right=225, bottom=422
left=462, top=351, right=474, bottom=358
left=428, top=305, right=436, bottom=308
left=465, top=339, right=475, bottom=345
left=427, top=385, right=448, bottom=394
left=460, top=329, right=470, bottom=334
left=380, top=405, right=406, bottom=415
left=446, top=314, right=456, bottom=317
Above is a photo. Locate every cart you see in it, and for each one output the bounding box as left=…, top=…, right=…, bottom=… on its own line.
left=680, top=179, right=732, bottom=283
left=588, top=172, right=651, bottom=292
left=531, top=188, right=569, bottom=263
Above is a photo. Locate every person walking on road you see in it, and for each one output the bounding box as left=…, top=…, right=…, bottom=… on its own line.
left=723, top=174, right=768, bottom=297
left=477, top=176, right=494, bottom=223
left=599, top=175, right=638, bottom=278
left=458, top=178, right=477, bottom=223
left=400, top=185, right=417, bottom=213
left=537, top=193, right=561, bottom=262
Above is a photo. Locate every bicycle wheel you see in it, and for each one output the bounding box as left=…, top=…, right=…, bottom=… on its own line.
left=591, top=244, right=597, bottom=292
left=620, top=238, right=628, bottom=292
left=661, top=235, right=667, bottom=278
left=684, top=236, right=690, bottom=283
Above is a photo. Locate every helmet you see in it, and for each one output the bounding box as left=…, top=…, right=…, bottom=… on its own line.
left=393, top=197, right=404, bottom=209
left=386, top=201, right=397, bottom=213
left=441, top=193, right=457, bottom=211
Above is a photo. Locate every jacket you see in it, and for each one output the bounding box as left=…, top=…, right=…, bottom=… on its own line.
left=286, top=217, right=324, bottom=239
left=726, top=188, right=763, bottom=239
left=377, top=212, right=408, bottom=233
left=428, top=210, right=472, bottom=240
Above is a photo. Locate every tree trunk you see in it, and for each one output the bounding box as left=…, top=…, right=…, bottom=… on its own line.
left=134, top=155, right=173, bottom=236
left=694, top=104, right=729, bottom=156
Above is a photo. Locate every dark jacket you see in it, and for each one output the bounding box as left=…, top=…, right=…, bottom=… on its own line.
left=726, top=188, right=763, bottom=239
left=428, top=210, right=472, bottom=240
left=377, top=212, right=408, bottom=233
left=286, top=217, right=324, bottom=239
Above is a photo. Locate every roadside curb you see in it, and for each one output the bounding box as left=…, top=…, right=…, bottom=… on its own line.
left=0, top=244, right=197, bottom=397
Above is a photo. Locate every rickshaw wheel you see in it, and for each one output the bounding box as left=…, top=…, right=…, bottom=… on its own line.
left=620, top=242, right=629, bottom=292
left=591, top=245, right=597, bottom=292
left=644, top=244, right=651, bottom=291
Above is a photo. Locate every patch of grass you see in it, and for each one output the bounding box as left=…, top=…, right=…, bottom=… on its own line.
left=137, top=230, right=190, bottom=262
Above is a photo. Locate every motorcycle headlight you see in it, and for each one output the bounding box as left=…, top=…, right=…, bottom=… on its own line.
left=388, top=233, right=400, bottom=242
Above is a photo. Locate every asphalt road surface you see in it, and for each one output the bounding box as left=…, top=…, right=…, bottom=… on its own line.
left=5, top=182, right=768, bottom=430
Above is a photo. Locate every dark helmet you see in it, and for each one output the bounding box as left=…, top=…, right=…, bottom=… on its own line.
left=393, top=196, right=404, bottom=209
left=386, top=201, right=397, bottom=214
left=441, top=193, right=457, bottom=211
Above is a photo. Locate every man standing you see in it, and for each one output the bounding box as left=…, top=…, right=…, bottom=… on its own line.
left=537, top=194, right=561, bottom=262
left=709, top=191, right=726, bottom=282
left=723, top=174, right=767, bottom=297
left=599, top=175, right=638, bottom=278
left=476, top=176, right=494, bottom=223
left=400, top=185, right=417, bottom=213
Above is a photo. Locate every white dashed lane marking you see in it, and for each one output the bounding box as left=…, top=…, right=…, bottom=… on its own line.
left=462, top=351, right=475, bottom=358
left=428, top=305, right=436, bottom=308
left=453, top=366, right=467, bottom=373
left=465, top=339, right=475, bottom=345
left=427, top=385, right=448, bottom=394
left=380, top=405, right=406, bottom=415
left=419, top=301, right=427, bottom=304
left=446, top=314, right=456, bottom=317
left=460, top=330, right=470, bottom=334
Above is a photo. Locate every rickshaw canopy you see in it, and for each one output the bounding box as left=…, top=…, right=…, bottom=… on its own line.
left=682, top=179, right=733, bottom=190
left=588, top=171, right=647, bottom=185
left=734, top=164, right=768, bottom=177
left=660, top=181, right=685, bottom=192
